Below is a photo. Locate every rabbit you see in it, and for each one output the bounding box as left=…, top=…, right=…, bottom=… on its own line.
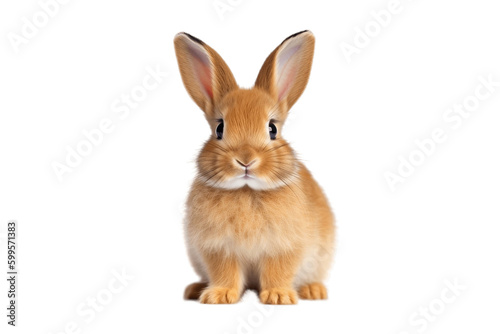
left=174, top=30, right=335, bottom=304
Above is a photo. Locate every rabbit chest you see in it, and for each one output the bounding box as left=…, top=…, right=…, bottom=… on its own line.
left=186, top=182, right=310, bottom=257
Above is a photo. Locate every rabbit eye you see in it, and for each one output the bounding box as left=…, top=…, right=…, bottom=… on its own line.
left=216, top=121, right=224, bottom=140
left=269, top=122, right=277, bottom=140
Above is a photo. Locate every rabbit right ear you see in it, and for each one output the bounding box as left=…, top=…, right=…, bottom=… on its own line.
left=174, top=33, right=238, bottom=116
left=255, top=30, right=315, bottom=113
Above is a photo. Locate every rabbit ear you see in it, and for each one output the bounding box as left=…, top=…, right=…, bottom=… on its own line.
left=255, top=30, right=315, bottom=112
left=174, top=33, right=238, bottom=115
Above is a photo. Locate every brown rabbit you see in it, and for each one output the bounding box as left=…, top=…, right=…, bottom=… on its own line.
left=174, top=30, right=335, bottom=304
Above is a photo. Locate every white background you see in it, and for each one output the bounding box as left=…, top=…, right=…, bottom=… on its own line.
left=1, top=0, right=499, bottom=333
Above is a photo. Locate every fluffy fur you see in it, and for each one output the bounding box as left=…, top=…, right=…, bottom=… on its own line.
left=174, top=30, right=335, bottom=304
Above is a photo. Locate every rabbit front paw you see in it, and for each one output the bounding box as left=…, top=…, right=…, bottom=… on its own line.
left=200, top=286, right=240, bottom=304
left=260, top=287, right=298, bottom=305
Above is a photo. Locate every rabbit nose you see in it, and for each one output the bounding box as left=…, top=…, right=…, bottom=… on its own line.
left=235, top=159, right=256, bottom=168
left=235, top=145, right=258, bottom=168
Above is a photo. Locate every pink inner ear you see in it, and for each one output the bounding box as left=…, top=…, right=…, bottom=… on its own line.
left=278, top=67, right=296, bottom=101
left=276, top=44, right=301, bottom=101
left=188, top=44, right=213, bottom=99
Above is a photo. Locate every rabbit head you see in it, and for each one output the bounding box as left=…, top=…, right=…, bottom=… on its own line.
left=174, top=31, right=315, bottom=190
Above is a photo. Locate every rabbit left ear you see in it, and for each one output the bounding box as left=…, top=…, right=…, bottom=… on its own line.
left=255, top=30, right=315, bottom=112
left=174, top=32, right=238, bottom=116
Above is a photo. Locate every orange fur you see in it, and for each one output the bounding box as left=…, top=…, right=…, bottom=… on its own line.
left=174, top=31, right=335, bottom=304
left=298, top=282, right=328, bottom=300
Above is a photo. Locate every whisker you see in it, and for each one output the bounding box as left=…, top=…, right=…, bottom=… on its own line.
left=201, top=150, right=226, bottom=157
left=263, top=142, right=289, bottom=153
left=198, top=166, right=224, bottom=182
left=203, top=169, right=224, bottom=185
left=269, top=169, right=302, bottom=202
left=212, top=171, right=228, bottom=188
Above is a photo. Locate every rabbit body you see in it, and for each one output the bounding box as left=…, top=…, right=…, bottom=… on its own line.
left=175, top=31, right=335, bottom=304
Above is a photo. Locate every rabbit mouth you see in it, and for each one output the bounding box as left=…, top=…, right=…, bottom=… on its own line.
left=236, top=171, right=258, bottom=182
left=221, top=176, right=271, bottom=190
left=241, top=174, right=254, bottom=180
left=205, top=171, right=291, bottom=191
